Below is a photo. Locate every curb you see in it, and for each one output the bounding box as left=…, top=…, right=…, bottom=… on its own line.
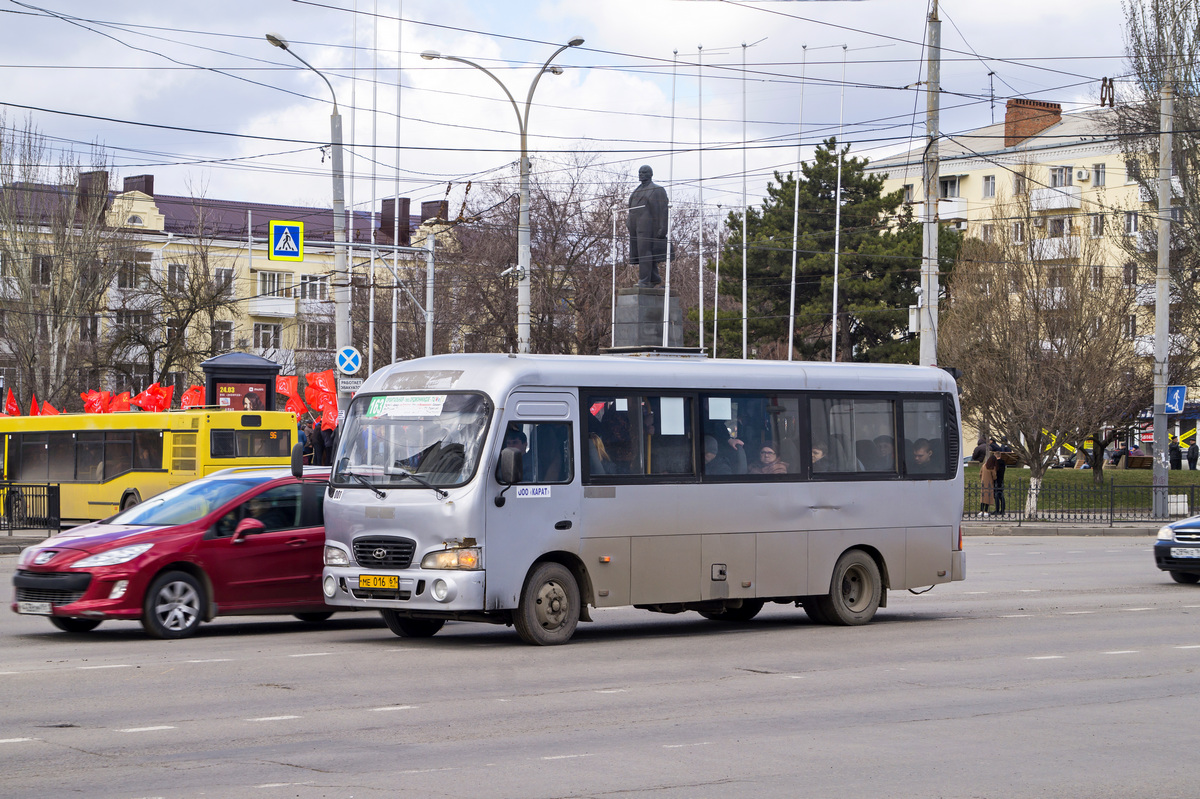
left=0, top=538, right=47, bottom=555
left=962, top=524, right=1156, bottom=537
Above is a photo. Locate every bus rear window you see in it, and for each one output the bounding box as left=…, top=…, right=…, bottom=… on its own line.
left=210, top=429, right=290, bottom=459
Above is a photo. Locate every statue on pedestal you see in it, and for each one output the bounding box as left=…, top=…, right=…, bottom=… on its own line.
left=627, top=165, right=668, bottom=287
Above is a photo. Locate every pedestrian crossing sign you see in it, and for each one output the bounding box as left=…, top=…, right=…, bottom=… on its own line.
left=268, top=221, right=304, bottom=262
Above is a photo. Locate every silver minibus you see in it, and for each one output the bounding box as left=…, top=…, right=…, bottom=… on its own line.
left=314, top=352, right=965, bottom=645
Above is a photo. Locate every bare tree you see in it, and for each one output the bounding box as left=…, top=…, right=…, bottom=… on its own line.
left=941, top=184, right=1149, bottom=508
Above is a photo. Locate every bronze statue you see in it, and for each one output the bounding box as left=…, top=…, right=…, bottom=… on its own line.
left=627, top=165, right=668, bottom=287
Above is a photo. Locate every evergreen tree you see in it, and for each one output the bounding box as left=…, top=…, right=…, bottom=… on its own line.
left=713, top=138, right=958, bottom=362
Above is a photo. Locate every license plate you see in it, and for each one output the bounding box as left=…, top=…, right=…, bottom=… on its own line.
left=1171, top=547, right=1200, bottom=559
left=17, top=601, right=52, bottom=615
left=359, top=574, right=399, bottom=590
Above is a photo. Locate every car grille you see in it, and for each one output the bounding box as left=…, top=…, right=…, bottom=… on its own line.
left=353, top=536, right=417, bottom=569
left=14, top=571, right=91, bottom=606
left=351, top=587, right=413, bottom=601
left=1175, top=530, right=1200, bottom=544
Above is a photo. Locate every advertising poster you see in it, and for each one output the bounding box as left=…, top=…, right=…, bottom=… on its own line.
left=216, top=381, right=268, bottom=411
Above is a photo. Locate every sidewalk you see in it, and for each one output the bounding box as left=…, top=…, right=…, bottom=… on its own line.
left=0, top=535, right=50, bottom=554
left=962, top=522, right=1156, bottom=536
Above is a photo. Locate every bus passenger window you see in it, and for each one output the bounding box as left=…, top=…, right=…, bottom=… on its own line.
left=810, top=397, right=896, bottom=475
left=76, top=433, right=103, bottom=482
left=104, top=439, right=132, bottom=481
left=903, top=399, right=948, bottom=476
left=134, top=431, right=163, bottom=470
left=47, top=433, right=74, bottom=481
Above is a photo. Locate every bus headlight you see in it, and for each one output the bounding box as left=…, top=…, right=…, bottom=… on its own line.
left=420, top=547, right=481, bottom=570
left=1157, top=525, right=1176, bottom=541
left=324, top=545, right=350, bottom=566
left=73, top=543, right=154, bottom=568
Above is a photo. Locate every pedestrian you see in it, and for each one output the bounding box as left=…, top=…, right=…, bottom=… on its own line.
left=992, top=437, right=1011, bottom=516
left=979, top=453, right=998, bottom=516
left=1189, top=439, right=1199, bottom=471
left=1169, top=435, right=1183, bottom=471
left=311, top=420, right=326, bottom=467
left=322, top=425, right=335, bottom=466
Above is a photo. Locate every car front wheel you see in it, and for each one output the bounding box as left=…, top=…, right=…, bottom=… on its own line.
left=1169, top=571, right=1200, bottom=584
left=142, top=571, right=204, bottom=639
left=50, top=617, right=101, bottom=633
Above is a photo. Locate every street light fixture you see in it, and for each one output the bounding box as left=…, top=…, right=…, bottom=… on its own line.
left=421, top=37, right=584, bottom=354
left=266, top=33, right=351, bottom=401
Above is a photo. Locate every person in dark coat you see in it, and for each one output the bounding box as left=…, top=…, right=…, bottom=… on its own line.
left=321, top=426, right=335, bottom=466
left=311, top=421, right=326, bottom=467
left=1169, top=436, right=1183, bottom=471
left=1189, top=439, right=1199, bottom=470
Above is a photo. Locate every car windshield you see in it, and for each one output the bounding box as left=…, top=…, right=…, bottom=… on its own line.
left=333, top=392, right=492, bottom=488
left=107, top=475, right=272, bottom=527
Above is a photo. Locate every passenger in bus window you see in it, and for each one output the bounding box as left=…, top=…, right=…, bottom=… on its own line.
left=703, top=435, right=732, bottom=475
left=503, top=426, right=527, bottom=454
left=811, top=441, right=830, bottom=472
left=909, top=438, right=940, bottom=474
left=750, top=445, right=788, bottom=475
left=874, top=435, right=896, bottom=471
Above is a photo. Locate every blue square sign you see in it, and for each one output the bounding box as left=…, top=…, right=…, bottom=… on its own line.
left=269, top=220, right=304, bottom=262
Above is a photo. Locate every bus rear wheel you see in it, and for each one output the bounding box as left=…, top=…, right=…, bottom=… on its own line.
left=514, top=562, right=579, bottom=646
left=699, top=599, right=764, bottom=622
left=120, top=492, right=141, bottom=511
left=380, top=610, right=444, bottom=638
left=816, top=549, right=882, bottom=626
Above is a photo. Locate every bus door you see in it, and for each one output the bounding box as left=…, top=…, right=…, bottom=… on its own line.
left=485, top=392, right=580, bottom=608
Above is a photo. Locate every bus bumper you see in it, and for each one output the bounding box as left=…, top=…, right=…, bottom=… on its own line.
left=321, top=567, right=486, bottom=613
left=952, top=550, right=966, bottom=581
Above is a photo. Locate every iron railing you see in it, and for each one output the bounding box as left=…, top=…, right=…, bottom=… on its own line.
left=0, top=483, right=60, bottom=535
left=964, top=483, right=1197, bottom=525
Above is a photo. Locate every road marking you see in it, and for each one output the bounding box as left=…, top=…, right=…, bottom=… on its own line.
left=0, top=671, right=19, bottom=675
left=594, top=689, right=626, bottom=694
left=1105, top=650, right=1139, bottom=655
left=1002, top=614, right=1033, bottom=618
left=79, top=664, right=133, bottom=670
left=1122, top=607, right=1154, bottom=612
left=785, top=675, right=806, bottom=679
left=542, top=754, right=592, bottom=761
left=1175, top=645, right=1200, bottom=650
left=1063, top=611, right=1094, bottom=615
left=247, top=716, right=300, bottom=722
left=117, top=726, right=175, bottom=733
left=1029, top=656, right=1065, bottom=660
left=288, top=652, right=332, bottom=658
left=187, top=658, right=232, bottom=663
left=369, top=706, right=415, bottom=712
left=0, top=738, right=36, bottom=743
left=257, top=783, right=314, bottom=789
left=1019, top=589, right=1041, bottom=593
left=664, top=742, right=712, bottom=749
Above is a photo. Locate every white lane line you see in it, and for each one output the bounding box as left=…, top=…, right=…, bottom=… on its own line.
left=397, top=768, right=456, bottom=775
left=79, top=664, right=133, bottom=670
left=1105, top=650, right=1139, bottom=655
left=594, top=689, right=626, bottom=694
left=1029, top=656, right=1065, bottom=660
left=664, top=742, right=712, bottom=749
left=1122, top=608, right=1154, bottom=612
left=542, top=754, right=593, bottom=761
left=785, top=675, right=806, bottom=679
left=1002, top=614, right=1034, bottom=618
left=1175, top=645, right=1200, bottom=650
left=0, top=738, right=36, bottom=743
left=0, top=671, right=19, bottom=675
left=288, top=653, right=333, bottom=658
left=186, top=658, right=232, bottom=664
left=1184, top=605, right=1200, bottom=610
left=369, top=706, right=415, bottom=712
left=257, top=783, right=314, bottom=789
left=247, top=716, right=300, bottom=722
left=117, top=726, right=176, bottom=733
left=1019, top=589, right=1041, bottom=593
left=1063, top=611, right=1094, bottom=615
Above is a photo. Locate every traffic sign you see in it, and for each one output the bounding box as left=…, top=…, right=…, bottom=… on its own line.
left=1167, top=385, right=1187, bottom=414
left=336, top=346, right=362, bottom=375
left=337, top=377, right=364, bottom=394
left=268, top=220, right=304, bottom=261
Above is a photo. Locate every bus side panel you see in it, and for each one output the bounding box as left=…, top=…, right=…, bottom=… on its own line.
left=579, top=537, right=630, bottom=607
left=905, top=526, right=955, bottom=588
left=630, top=536, right=701, bottom=605
left=756, top=531, right=809, bottom=597
left=700, top=534, right=756, bottom=601
left=807, top=527, right=907, bottom=593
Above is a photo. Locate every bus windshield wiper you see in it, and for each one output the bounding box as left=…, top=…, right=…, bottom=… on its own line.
left=391, top=468, right=448, bottom=500
left=342, top=470, right=386, bottom=499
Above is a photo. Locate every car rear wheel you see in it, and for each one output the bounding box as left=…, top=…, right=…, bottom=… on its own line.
left=50, top=616, right=101, bottom=633
left=294, top=611, right=335, bottom=623
left=379, top=610, right=444, bottom=638
left=142, top=571, right=204, bottom=639
left=1169, top=571, right=1200, bottom=584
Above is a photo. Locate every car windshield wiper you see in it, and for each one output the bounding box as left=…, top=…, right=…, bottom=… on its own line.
left=390, top=467, right=448, bottom=500
left=341, top=470, right=386, bottom=499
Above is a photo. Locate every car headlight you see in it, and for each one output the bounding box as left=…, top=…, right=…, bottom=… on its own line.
left=72, top=543, right=154, bottom=568
left=1158, top=525, right=1176, bottom=541
left=324, top=545, right=350, bottom=567
left=420, top=547, right=481, bottom=570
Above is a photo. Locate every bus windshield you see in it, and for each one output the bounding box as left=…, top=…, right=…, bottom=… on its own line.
left=106, top=475, right=271, bottom=527
left=333, top=392, right=492, bottom=488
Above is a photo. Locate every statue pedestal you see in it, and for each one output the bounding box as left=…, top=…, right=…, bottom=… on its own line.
left=613, top=287, right=683, bottom=349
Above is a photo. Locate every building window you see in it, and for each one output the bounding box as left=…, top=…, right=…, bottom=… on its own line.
left=902, top=184, right=914, bottom=203
left=1125, top=314, right=1137, bottom=339
left=1093, top=163, right=1106, bottom=187
left=1125, top=211, right=1139, bottom=235
left=982, top=175, right=996, bottom=198
left=1126, top=158, right=1141, bottom=183
left=1048, top=216, right=1071, bottom=238
left=980, top=224, right=995, bottom=243
left=301, top=321, right=333, bottom=350
left=211, top=320, right=233, bottom=352
left=1013, top=172, right=1027, bottom=195
left=1050, top=166, right=1073, bottom=188
left=1090, top=213, right=1105, bottom=237
left=1091, top=264, right=1104, bottom=290
left=33, top=254, right=53, bottom=286
left=253, top=323, right=281, bottom=350
left=81, top=314, right=99, bottom=342
left=117, top=252, right=151, bottom=289
left=938, top=176, right=960, bottom=199
left=166, top=317, right=186, bottom=340
left=126, top=215, right=144, bottom=226
left=213, top=267, right=234, bottom=296
left=299, top=274, right=329, bottom=301
left=256, top=270, right=291, bottom=298
left=1123, top=261, right=1138, bottom=286
left=115, top=311, right=152, bottom=332
left=1012, top=221, right=1025, bottom=244
left=167, top=263, right=188, bottom=292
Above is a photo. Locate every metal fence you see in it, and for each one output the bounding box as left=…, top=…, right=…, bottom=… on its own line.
left=0, top=483, right=61, bottom=536
left=963, top=483, right=1199, bottom=525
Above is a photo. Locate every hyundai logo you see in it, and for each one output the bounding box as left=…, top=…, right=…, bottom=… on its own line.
left=372, top=548, right=388, bottom=560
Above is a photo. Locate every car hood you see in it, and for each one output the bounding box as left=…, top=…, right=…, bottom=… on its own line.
left=32, top=522, right=176, bottom=555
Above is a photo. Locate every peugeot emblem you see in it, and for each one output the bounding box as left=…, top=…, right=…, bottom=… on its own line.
left=372, top=548, right=388, bottom=560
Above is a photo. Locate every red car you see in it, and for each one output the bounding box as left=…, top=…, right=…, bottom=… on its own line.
left=12, top=467, right=332, bottom=639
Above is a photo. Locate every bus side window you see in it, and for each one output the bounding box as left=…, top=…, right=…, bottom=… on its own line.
left=134, top=431, right=163, bottom=470
left=503, top=422, right=573, bottom=484
left=211, top=430, right=236, bottom=458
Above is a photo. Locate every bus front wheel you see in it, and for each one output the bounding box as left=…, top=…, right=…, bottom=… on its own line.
left=816, top=549, right=882, bottom=626
left=514, top=562, right=579, bottom=646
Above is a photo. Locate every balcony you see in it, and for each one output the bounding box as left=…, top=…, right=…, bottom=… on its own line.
left=249, top=296, right=296, bottom=318
left=1031, top=185, right=1082, bottom=212
left=937, top=196, right=968, bottom=221
left=1032, top=235, right=1080, bottom=261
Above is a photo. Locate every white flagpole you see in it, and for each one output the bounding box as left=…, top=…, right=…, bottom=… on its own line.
left=697, top=44, right=704, bottom=353
left=830, top=46, right=847, bottom=363
left=663, top=49, right=678, bottom=348
left=788, top=46, right=807, bottom=361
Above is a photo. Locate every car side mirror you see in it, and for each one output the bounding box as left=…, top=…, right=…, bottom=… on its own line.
left=291, top=443, right=305, bottom=479
left=233, top=516, right=266, bottom=543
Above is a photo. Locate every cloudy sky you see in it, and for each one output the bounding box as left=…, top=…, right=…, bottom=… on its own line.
left=0, top=0, right=1130, bottom=217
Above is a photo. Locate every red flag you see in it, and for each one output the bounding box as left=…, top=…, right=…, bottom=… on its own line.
left=131, top=384, right=157, bottom=411
left=276, top=375, right=299, bottom=397
left=307, top=370, right=337, bottom=396
left=41, top=401, right=59, bottom=416
left=109, top=391, right=132, bottom=413
left=28, top=393, right=39, bottom=417
left=157, top=384, right=174, bottom=411
left=284, top=394, right=308, bottom=417
left=179, top=385, right=205, bottom=409
left=5, top=388, right=19, bottom=416
left=320, top=402, right=339, bottom=431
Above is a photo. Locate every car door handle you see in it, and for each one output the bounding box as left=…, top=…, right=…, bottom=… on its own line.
left=554, top=520, right=572, bottom=530
left=286, top=538, right=307, bottom=547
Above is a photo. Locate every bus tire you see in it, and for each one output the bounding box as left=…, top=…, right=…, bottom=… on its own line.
left=50, top=616, right=102, bottom=633
left=120, top=491, right=141, bottom=511
left=380, top=610, right=444, bottom=637
left=514, top=562, right=579, bottom=646
left=1169, top=571, right=1200, bottom=585
left=699, top=598, right=765, bottom=622
left=294, top=611, right=336, bottom=623
left=816, top=549, right=882, bottom=626
left=142, top=571, right=204, bottom=639
left=801, top=598, right=830, bottom=625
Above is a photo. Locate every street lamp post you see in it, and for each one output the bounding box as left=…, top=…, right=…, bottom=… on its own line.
left=422, top=38, right=583, bottom=354
left=267, top=33, right=351, bottom=401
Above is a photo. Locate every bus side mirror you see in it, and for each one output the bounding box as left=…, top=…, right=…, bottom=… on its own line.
left=290, top=443, right=305, bottom=479
left=495, top=448, right=523, bottom=507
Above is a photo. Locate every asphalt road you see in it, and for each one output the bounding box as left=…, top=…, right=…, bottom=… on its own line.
left=2, top=535, right=1197, bottom=799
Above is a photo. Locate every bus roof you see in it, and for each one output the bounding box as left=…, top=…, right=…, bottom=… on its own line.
left=0, top=408, right=299, bottom=432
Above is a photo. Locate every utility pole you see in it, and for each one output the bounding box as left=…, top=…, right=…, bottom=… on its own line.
left=919, top=1, right=940, bottom=368
left=1153, top=57, right=1174, bottom=518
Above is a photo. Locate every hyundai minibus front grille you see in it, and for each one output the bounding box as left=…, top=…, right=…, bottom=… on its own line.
left=353, top=536, right=417, bottom=569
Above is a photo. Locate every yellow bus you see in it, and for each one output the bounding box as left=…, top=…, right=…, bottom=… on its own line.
left=0, top=409, right=296, bottom=524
